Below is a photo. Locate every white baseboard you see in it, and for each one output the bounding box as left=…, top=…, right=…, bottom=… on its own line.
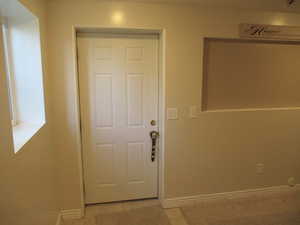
left=61, top=209, right=83, bottom=220
left=162, top=184, right=300, bottom=208
left=55, top=213, right=62, bottom=225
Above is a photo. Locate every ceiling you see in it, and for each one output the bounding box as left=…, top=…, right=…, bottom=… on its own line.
left=107, top=0, right=300, bottom=13
left=1, top=0, right=300, bottom=19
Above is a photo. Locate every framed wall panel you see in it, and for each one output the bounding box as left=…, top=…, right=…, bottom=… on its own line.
left=202, top=38, right=300, bottom=111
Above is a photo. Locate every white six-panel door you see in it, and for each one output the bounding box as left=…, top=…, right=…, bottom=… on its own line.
left=77, top=33, right=159, bottom=204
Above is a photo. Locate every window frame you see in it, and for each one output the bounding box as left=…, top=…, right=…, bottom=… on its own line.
left=2, top=19, right=18, bottom=127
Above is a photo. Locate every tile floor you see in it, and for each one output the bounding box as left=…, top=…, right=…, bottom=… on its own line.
left=62, top=191, right=300, bottom=225
left=63, top=199, right=187, bottom=225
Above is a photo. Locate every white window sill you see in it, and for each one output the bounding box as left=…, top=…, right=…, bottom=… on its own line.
left=12, top=122, right=45, bottom=153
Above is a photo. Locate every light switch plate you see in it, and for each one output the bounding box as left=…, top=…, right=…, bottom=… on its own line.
left=167, top=108, right=178, bottom=120
left=189, top=106, right=198, bottom=118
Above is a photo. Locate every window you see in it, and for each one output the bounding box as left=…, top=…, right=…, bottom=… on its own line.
left=2, top=21, right=17, bottom=127
left=1, top=2, right=46, bottom=153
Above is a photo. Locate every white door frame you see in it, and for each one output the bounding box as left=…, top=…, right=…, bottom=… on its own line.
left=71, top=26, right=166, bottom=214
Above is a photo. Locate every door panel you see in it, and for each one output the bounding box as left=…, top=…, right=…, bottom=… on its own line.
left=95, top=76, right=113, bottom=127
left=77, top=33, right=159, bottom=204
left=127, top=75, right=144, bottom=126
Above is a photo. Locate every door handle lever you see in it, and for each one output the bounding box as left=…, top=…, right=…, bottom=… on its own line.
left=150, top=131, right=159, bottom=162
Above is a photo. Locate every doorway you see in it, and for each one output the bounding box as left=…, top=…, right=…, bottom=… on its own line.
left=77, top=31, right=162, bottom=204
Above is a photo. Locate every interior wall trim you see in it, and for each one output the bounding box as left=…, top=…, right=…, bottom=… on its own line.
left=55, top=212, right=62, bottom=225
left=61, top=208, right=83, bottom=220
left=162, top=184, right=300, bottom=208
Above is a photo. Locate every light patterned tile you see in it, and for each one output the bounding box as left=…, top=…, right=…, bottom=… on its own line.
left=165, top=208, right=190, bottom=225
left=85, top=203, right=124, bottom=217
left=181, top=193, right=300, bottom=225
left=62, top=219, right=85, bottom=225
left=96, top=211, right=127, bottom=225
left=63, top=195, right=300, bottom=225
left=165, top=208, right=183, bottom=219
left=122, top=199, right=161, bottom=211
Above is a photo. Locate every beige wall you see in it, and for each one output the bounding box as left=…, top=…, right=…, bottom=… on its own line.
left=46, top=0, right=300, bottom=210
left=0, top=0, right=59, bottom=224
left=203, top=39, right=300, bottom=110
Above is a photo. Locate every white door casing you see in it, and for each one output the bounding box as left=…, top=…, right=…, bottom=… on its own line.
left=77, top=33, right=159, bottom=204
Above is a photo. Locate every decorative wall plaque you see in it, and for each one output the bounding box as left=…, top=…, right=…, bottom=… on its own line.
left=239, top=24, right=300, bottom=40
